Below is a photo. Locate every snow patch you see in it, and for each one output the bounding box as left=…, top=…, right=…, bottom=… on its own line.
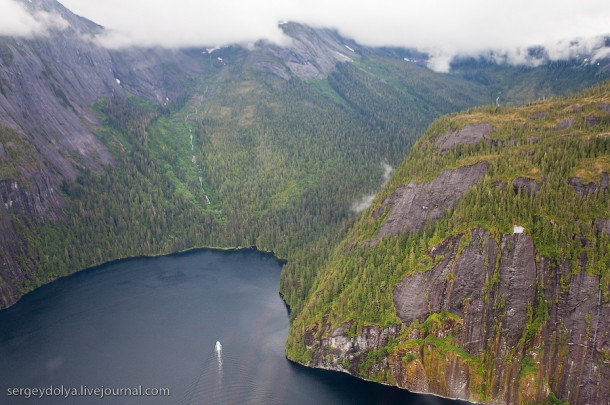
left=345, top=45, right=355, bottom=52
left=115, top=78, right=121, bottom=85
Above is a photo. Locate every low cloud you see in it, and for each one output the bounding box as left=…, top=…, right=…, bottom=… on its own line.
left=351, top=193, right=376, bottom=214
left=3, top=0, right=610, bottom=72
left=473, top=35, right=610, bottom=68
left=351, top=162, right=394, bottom=213
left=0, top=0, right=68, bottom=38
left=381, top=162, right=394, bottom=182
left=60, top=0, right=290, bottom=49
left=59, top=1, right=610, bottom=48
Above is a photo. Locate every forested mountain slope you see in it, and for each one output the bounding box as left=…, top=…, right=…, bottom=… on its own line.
left=286, top=82, right=610, bottom=404
left=2, top=9, right=610, bottom=399
left=2, top=2, right=610, bottom=403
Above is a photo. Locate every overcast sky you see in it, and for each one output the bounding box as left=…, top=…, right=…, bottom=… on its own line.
left=2, top=0, right=610, bottom=71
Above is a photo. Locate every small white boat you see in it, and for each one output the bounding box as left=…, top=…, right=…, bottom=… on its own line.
left=215, top=341, right=222, bottom=353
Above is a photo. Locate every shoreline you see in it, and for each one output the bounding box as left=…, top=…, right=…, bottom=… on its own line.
left=285, top=357, right=477, bottom=404
left=1, top=244, right=287, bottom=313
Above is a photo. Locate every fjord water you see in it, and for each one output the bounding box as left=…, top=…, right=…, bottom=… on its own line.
left=0, top=249, right=463, bottom=404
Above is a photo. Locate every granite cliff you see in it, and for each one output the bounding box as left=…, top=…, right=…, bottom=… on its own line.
left=287, top=85, right=610, bottom=404
left=0, top=0, right=373, bottom=308
left=2, top=3, right=610, bottom=403
left=0, top=0, right=213, bottom=306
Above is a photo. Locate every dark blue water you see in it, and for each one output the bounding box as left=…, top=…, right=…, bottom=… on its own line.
left=0, top=249, right=465, bottom=404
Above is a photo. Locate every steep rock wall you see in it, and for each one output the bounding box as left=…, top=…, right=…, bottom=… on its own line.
left=370, top=161, right=489, bottom=245
left=305, top=227, right=610, bottom=404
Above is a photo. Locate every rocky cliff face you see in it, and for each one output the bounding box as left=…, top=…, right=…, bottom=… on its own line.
left=0, top=0, right=208, bottom=307
left=370, top=161, right=489, bottom=245
left=435, top=123, right=495, bottom=153
left=393, top=228, right=608, bottom=404
left=290, top=88, right=610, bottom=404
left=305, top=215, right=610, bottom=405
left=0, top=1, right=407, bottom=309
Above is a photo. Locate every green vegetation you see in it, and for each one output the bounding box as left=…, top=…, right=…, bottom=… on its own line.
left=7, top=50, right=522, bottom=311
left=286, top=81, right=610, bottom=402
left=3, top=45, right=609, bottom=405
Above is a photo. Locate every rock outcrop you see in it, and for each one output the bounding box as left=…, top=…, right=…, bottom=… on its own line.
left=529, top=111, right=550, bottom=120
left=555, top=117, right=575, bottom=130
left=512, top=176, right=542, bottom=195
left=370, top=161, right=489, bottom=245
left=435, top=123, right=495, bottom=153
left=0, top=0, right=208, bottom=308
left=308, top=227, right=610, bottom=404
left=569, top=172, right=609, bottom=196
left=306, top=321, right=402, bottom=373
left=585, top=115, right=601, bottom=127
left=595, top=217, right=610, bottom=235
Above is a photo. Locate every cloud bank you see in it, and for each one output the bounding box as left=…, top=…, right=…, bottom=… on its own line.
left=2, top=0, right=610, bottom=71
left=0, top=0, right=68, bottom=37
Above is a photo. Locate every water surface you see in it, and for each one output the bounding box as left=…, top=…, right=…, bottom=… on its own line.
left=0, top=249, right=464, bottom=404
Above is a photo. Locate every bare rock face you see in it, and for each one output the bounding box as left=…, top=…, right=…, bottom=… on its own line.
left=595, top=217, right=610, bottom=235
left=371, top=161, right=489, bottom=245
left=435, top=123, right=495, bottom=153
left=262, top=23, right=356, bottom=80
left=393, top=228, right=538, bottom=347
left=306, top=320, right=402, bottom=374
left=530, top=111, right=550, bottom=120
left=555, top=117, right=576, bottom=130
left=512, top=176, right=541, bottom=195
left=390, top=228, right=610, bottom=404
left=600, top=103, right=610, bottom=113
left=0, top=178, right=63, bottom=221
left=585, top=115, right=601, bottom=126
left=569, top=172, right=609, bottom=196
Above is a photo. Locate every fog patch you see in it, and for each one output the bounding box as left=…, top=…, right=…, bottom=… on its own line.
left=351, top=162, right=394, bottom=213
left=56, top=0, right=609, bottom=68
left=351, top=193, right=376, bottom=214
left=381, top=162, right=394, bottom=181
left=0, top=0, right=68, bottom=38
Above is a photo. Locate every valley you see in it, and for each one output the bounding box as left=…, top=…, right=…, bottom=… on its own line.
left=1, top=1, right=609, bottom=403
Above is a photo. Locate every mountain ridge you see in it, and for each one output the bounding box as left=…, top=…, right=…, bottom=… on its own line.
left=1, top=2, right=610, bottom=403
left=287, top=83, right=610, bottom=404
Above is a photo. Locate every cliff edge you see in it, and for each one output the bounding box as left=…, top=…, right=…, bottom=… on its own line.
left=287, top=83, right=610, bottom=404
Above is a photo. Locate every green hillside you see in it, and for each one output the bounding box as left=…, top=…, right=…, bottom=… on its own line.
left=2, top=49, right=502, bottom=308
left=286, top=82, right=610, bottom=404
